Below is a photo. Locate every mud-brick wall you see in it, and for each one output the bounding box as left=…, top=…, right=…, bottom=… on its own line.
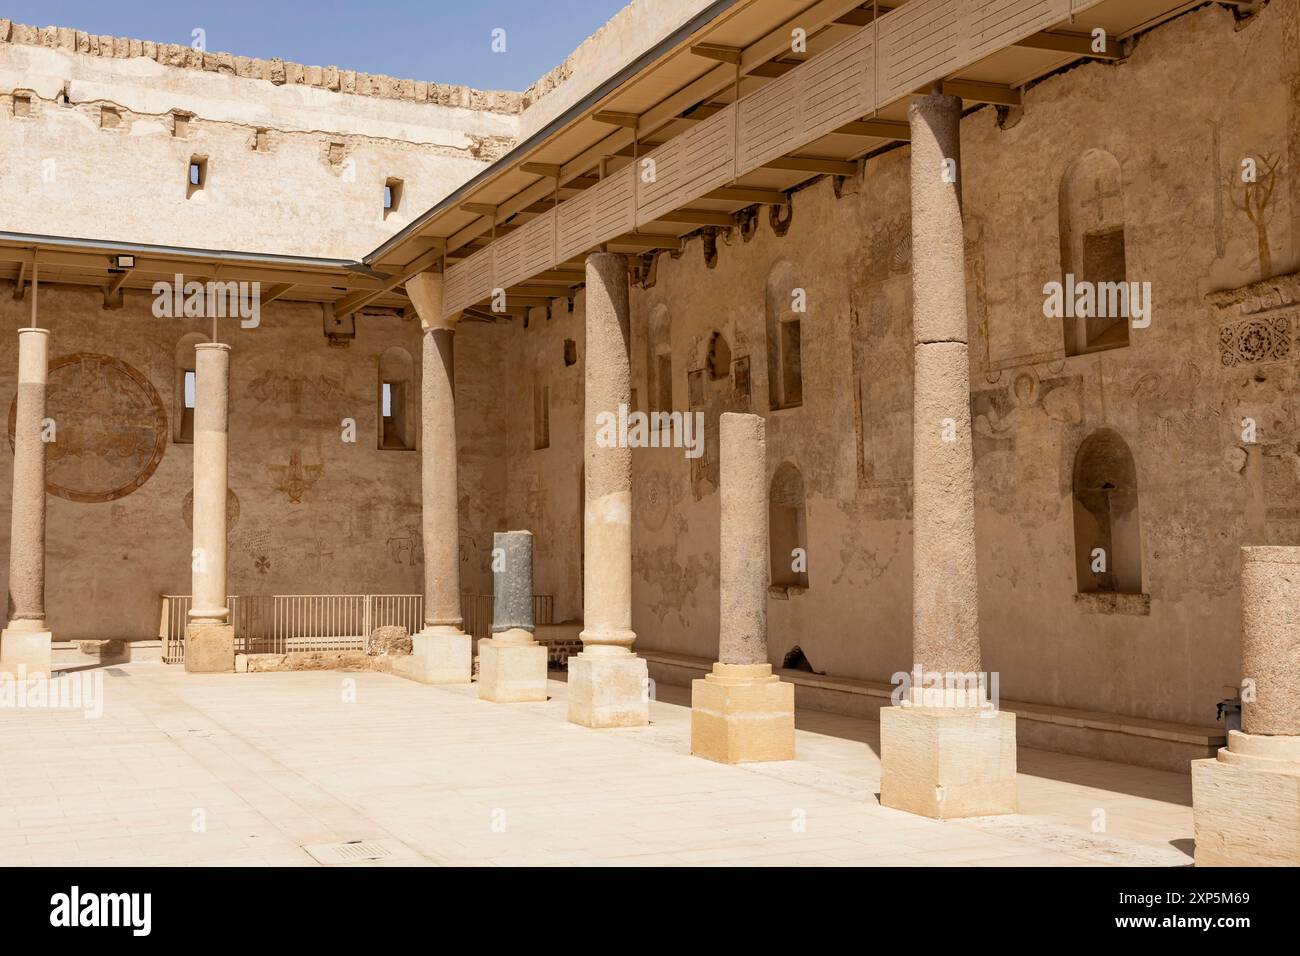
left=0, top=283, right=506, bottom=641
left=503, top=2, right=1300, bottom=728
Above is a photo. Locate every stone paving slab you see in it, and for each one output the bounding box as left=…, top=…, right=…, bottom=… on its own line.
left=0, top=663, right=1195, bottom=866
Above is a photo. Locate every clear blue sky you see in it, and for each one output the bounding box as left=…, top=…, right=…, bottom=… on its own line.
left=7, top=0, right=632, bottom=89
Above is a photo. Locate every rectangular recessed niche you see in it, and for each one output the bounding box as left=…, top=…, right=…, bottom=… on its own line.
left=100, top=106, right=121, bottom=129
left=13, top=93, right=32, bottom=118
left=172, top=111, right=191, bottom=137
left=187, top=156, right=207, bottom=198
left=384, top=177, right=403, bottom=217
left=253, top=128, right=269, bottom=151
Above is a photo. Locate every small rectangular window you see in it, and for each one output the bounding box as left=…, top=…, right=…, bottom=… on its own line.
left=383, top=177, right=403, bottom=218
left=381, top=381, right=393, bottom=419
left=179, top=369, right=197, bottom=444
left=187, top=156, right=207, bottom=198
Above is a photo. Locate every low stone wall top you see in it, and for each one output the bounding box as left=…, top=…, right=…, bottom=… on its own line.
left=0, top=18, right=522, bottom=114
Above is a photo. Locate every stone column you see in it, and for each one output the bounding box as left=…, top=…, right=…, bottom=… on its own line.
left=568, top=252, right=649, bottom=727
left=0, top=327, right=53, bottom=678
left=691, top=412, right=794, bottom=763
left=878, top=93, right=1016, bottom=818
left=185, top=342, right=235, bottom=673
left=478, top=530, right=548, bottom=702
left=1193, top=547, right=1300, bottom=865
left=396, top=271, right=471, bottom=683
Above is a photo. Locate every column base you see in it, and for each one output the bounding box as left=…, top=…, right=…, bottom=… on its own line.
left=392, top=628, right=471, bottom=684
left=691, top=663, right=795, bottom=763
left=1192, top=730, right=1300, bottom=866
left=879, top=705, right=1017, bottom=819
left=0, top=627, right=53, bottom=678
left=184, top=624, right=234, bottom=673
left=567, top=650, right=649, bottom=728
left=478, top=638, right=548, bottom=702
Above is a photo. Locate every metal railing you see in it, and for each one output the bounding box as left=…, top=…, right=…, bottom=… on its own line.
left=160, top=591, right=555, bottom=663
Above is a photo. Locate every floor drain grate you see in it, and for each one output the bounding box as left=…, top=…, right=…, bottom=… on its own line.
left=302, top=840, right=395, bottom=865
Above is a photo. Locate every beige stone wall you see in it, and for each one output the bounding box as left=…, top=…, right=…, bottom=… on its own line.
left=0, top=24, right=518, bottom=258
left=0, top=286, right=505, bottom=641
left=502, top=301, right=586, bottom=624
left=505, top=2, right=1298, bottom=727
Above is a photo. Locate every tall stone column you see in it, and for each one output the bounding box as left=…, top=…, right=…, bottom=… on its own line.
left=185, top=342, right=235, bottom=673
left=0, top=327, right=53, bottom=678
left=1193, top=547, right=1300, bottom=865
left=397, top=271, right=471, bottom=683
left=691, top=413, right=794, bottom=763
left=878, top=93, right=1016, bottom=818
left=479, top=530, right=548, bottom=702
left=568, top=252, right=649, bottom=727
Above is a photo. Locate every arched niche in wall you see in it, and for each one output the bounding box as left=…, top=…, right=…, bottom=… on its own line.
left=765, top=259, right=803, bottom=410
left=1072, top=428, right=1142, bottom=595
left=769, top=460, right=809, bottom=591
left=173, top=332, right=208, bottom=444
left=707, top=330, right=732, bottom=382
left=648, top=303, right=673, bottom=415
left=1059, top=148, right=1129, bottom=356
left=378, top=345, right=415, bottom=450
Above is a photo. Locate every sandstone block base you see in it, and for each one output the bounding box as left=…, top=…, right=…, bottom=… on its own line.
left=567, top=651, right=649, bottom=727
left=879, top=706, right=1017, bottom=819
left=1192, top=731, right=1300, bottom=866
left=392, top=629, right=471, bottom=684
left=0, top=628, right=53, bottom=678
left=184, top=624, right=235, bottom=674
left=691, top=663, right=795, bottom=763
left=478, top=639, right=548, bottom=702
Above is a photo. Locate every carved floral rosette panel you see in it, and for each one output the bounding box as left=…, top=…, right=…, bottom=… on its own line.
left=7, top=353, right=168, bottom=502
left=1218, top=313, right=1293, bottom=368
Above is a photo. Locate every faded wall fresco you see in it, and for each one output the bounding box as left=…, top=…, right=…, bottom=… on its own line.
left=503, top=2, right=1299, bottom=728
left=0, top=285, right=506, bottom=640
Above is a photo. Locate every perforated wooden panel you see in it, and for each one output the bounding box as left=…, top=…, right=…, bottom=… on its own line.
left=797, top=26, right=875, bottom=146
left=735, top=70, right=800, bottom=177
left=589, top=164, right=637, bottom=249
left=556, top=188, right=595, bottom=264
left=461, top=244, right=495, bottom=309
left=876, top=0, right=968, bottom=105
left=491, top=228, right=527, bottom=292
left=516, top=209, right=556, bottom=280
left=676, top=104, right=736, bottom=204
left=442, top=256, right=473, bottom=316
left=635, top=138, right=685, bottom=228
left=968, top=0, right=1070, bottom=60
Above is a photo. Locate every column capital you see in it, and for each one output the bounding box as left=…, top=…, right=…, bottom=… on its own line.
left=407, top=271, right=460, bottom=332
left=195, top=341, right=232, bottom=353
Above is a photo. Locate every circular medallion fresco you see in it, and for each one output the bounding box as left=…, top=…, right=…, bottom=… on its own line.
left=7, top=353, right=168, bottom=503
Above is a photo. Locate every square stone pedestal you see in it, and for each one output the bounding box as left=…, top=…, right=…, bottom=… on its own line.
left=567, top=650, right=649, bottom=727
left=0, top=627, right=53, bottom=678
left=184, top=624, right=235, bottom=674
left=478, top=639, right=548, bottom=702
left=1192, top=731, right=1300, bottom=866
left=691, top=662, right=795, bottom=763
left=393, top=629, right=472, bottom=684
left=879, top=706, right=1017, bottom=819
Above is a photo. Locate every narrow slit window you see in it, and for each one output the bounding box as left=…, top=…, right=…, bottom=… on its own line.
left=383, top=177, right=404, bottom=218
left=180, top=369, right=196, bottom=443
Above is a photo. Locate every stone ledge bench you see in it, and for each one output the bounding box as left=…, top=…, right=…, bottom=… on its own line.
left=637, top=648, right=1224, bottom=775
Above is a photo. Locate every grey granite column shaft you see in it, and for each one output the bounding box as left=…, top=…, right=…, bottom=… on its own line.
left=492, top=530, right=534, bottom=643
